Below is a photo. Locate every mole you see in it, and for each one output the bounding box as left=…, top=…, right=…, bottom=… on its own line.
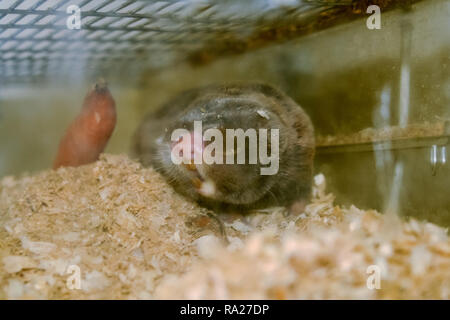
left=133, top=83, right=315, bottom=214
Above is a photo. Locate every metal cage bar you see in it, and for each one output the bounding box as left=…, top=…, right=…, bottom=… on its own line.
left=0, top=0, right=339, bottom=84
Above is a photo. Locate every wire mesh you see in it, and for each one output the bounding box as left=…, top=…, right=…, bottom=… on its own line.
left=0, top=0, right=349, bottom=84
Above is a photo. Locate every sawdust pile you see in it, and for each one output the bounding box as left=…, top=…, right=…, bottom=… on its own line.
left=0, top=154, right=449, bottom=299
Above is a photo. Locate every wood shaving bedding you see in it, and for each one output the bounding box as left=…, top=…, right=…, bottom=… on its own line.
left=317, top=121, right=448, bottom=146
left=0, top=154, right=448, bottom=299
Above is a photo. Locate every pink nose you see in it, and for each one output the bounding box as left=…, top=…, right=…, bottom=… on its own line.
left=171, top=131, right=204, bottom=163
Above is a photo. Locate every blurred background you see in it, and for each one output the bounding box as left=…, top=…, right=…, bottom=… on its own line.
left=0, top=0, right=449, bottom=225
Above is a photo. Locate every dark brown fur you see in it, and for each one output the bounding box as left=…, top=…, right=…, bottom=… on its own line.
left=133, top=83, right=315, bottom=212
